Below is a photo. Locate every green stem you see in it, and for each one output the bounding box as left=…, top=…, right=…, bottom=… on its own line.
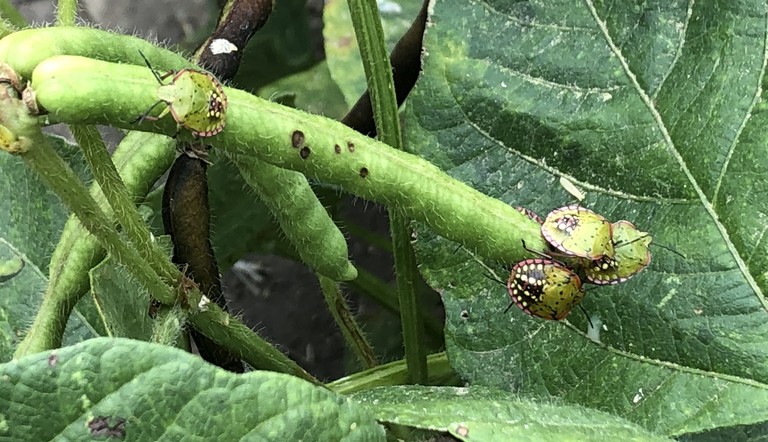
left=150, top=305, right=189, bottom=348
left=327, top=352, right=456, bottom=395
left=347, top=0, right=426, bottom=383
left=17, top=131, right=176, bottom=305
left=0, top=1, right=26, bottom=29
left=346, top=267, right=443, bottom=341
left=189, top=303, right=319, bottom=384
left=17, top=132, right=176, bottom=356
left=56, top=0, right=78, bottom=26
left=318, top=275, right=378, bottom=369
left=71, top=125, right=179, bottom=284
left=29, top=55, right=548, bottom=264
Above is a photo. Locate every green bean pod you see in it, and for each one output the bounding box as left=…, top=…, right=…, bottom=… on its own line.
left=29, top=55, right=545, bottom=264
left=229, top=154, right=357, bottom=281
left=0, top=27, right=193, bottom=80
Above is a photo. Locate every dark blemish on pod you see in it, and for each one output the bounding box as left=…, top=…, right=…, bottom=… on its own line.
left=334, top=144, right=342, bottom=154
left=347, top=142, right=355, bottom=152
left=300, top=146, right=311, bottom=159
left=291, top=130, right=305, bottom=148
left=359, top=167, right=369, bottom=178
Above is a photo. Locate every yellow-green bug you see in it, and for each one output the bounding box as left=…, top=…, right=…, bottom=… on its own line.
left=137, top=53, right=227, bottom=138
left=506, top=258, right=586, bottom=320
left=541, top=205, right=614, bottom=260
left=583, top=221, right=652, bottom=285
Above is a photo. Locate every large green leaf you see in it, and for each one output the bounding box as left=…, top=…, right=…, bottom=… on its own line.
left=405, top=0, right=768, bottom=438
left=0, top=337, right=386, bottom=441
left=0, top=135, right=98, bottom=362
left=353, top=386, right=671, bottom=441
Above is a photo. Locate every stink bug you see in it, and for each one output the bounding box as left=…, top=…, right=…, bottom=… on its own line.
left=583, top=221, right=651, bottom=285
left=506, top=258, right=585, bottom=320
left=541, top=205, right=614, bottom=260
left=137, top=52, right=227, bottom=138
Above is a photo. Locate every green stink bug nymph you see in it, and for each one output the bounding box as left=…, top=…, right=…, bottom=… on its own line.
left=137, top=52, right=227, bottom=138
left=541, top=205, right=614, bottom=260
left=506, top=258, right=585, bottom=320
left=584, top=220, right=651, bottom=285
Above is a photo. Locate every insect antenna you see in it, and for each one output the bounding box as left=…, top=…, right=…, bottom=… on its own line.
left=133, top=100, right=166, bottom=124
left=502, top=301, right=516, bottom=314
left=137, top=50, right=166, bottom=84
left=650, top=242, right=686, bottom=259
left=614, top=234, right=686, bottom=259
left=578, top=304, right=594, bottom=329
left=521, top=239, right=552, bottom=259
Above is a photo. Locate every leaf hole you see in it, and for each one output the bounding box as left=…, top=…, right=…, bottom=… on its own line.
left=291, top=130, right=305, bottom=148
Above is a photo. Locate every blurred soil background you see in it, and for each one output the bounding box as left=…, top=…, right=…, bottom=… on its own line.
left=11, top=0, right=443, bottom=380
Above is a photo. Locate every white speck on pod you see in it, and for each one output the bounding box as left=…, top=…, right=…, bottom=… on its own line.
left=209, top=38, right=238, bottom=55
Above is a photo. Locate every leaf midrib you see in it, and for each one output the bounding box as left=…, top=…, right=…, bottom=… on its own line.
left=584, top=0, right=768, bottom=310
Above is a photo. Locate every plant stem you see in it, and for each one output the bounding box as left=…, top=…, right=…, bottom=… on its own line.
left=17, top=131, right=176, bottom=305
left=189, top=303, right=319, bottom=384
left=71, top=125, right=180, bottom=284
left=327, top=352, right=457, bottom=395
left=318, top=275, right=378, bottom=369
left=56, top=0, right=78, bottom=26
left=0, top=1, right=26, bottom=29
left=347, top=0, right=427, bottom=383
left=346, top=267, right=443, bottom=341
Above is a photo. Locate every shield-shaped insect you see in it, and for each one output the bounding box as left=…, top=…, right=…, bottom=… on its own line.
left=506, top=258, right=585, bottom=320
left=137, top=52, right=227, bottom=138
left=541, top=205, right=614, bottom=260
left=583, top=220, right=652, bottom=285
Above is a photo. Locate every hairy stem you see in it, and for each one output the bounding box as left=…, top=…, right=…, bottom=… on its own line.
left=318, top=275, right=378, bottom=369
left=56, top=0, right=78, bottom=26
left=348, top=0, right=425, bottom=382
left=71, top=125, right=179, bottom=284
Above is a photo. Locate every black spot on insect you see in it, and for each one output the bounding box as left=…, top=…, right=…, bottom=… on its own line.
left=300, top=146, right=311, bottom=159
left=359, top=167, right=369, bottom=178
left=347, top=142, right=355, bottom=152
left=291, top=131, right=305, bottom=148
left=334, top=144, right=342, bottom=154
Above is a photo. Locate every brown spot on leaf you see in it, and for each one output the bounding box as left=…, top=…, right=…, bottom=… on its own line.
left=300, top=146, right=311, bottom=159
left=291, top=130, right=305, bottom=148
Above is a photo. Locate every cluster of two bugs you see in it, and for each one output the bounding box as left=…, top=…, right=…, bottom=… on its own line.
left=504, top=205, right=658, bottom=322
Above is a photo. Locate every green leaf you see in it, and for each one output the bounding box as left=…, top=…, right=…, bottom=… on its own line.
left=405, top=0, right=768, bottom=438
left=353, top=386, right=672, bottom=441
left=0, top=337, right=386, bottom=441
left=0, top=135, right=98, bottom=361
left=88, top=254, right=157, bottom=341
left=324, top=0, right=424, bottom=106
